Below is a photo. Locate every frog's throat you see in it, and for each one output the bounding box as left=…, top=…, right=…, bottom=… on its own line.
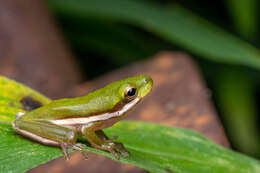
left=48, top=97, right=141, bottom=126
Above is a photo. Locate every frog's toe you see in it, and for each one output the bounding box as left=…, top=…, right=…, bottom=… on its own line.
left=106, top=142, right=129, bottom=159
left=72, top=143, right=88, bottom=159
left=74, top=143, right=86, bottom=149
left=81, top=150, right=88, bottom=160
left=119, top=149, right=130, bottom=158
left=109, top=148, right=120, bottom=160
left=60, top=143, right=71, bottom=160
left=113, top=142, right=130, bottom=158
left=71, top=144, right=83, bottom=151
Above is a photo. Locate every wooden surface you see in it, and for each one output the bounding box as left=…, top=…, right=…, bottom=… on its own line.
left=0, top=0, right=82, bottom=98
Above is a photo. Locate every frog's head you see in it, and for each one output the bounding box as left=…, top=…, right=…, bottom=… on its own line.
left=117, top=75, right=153, bottom=101
left=102, top=75, right=153, bottom=115
left=94, top=75, right=153, bottom=117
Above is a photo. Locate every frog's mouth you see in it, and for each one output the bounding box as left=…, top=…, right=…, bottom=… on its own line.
left=49, top=97, right=141, bottom=126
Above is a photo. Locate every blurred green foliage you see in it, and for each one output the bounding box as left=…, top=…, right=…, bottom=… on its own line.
left=225, top=0, right=258, bottom=41
left=47, top=0, right=260, bottom=158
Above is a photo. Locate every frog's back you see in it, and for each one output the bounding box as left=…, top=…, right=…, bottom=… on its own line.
left=21, top=88, right=120, bottom=120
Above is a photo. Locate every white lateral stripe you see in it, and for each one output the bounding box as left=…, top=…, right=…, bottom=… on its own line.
left=49, top=98, right=140, bottom=126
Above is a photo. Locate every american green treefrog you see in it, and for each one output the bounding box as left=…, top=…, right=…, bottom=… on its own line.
left=12, top=75, right=153, bottom=160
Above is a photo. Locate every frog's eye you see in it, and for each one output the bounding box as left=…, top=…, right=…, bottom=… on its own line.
left=124, top=86, right=137, bottom=100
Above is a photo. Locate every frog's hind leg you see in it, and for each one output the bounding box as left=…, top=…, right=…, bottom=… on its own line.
left=12, top=119, right=86, bottom=160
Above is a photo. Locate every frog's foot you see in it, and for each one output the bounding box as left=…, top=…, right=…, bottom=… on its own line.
left=60, top=143, right=87, bottom=160
left=74, top=143, right=86, bottom=150
left=75, top=143, right=88, bottom=159
left=114, top=142, right=129, bottom=158
left=101, top=141, right=130, bottom=159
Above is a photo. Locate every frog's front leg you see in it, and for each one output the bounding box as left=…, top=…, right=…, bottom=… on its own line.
left=96, top=130, right=129, bottom=157
left=12, top=119, right=86, bottom=160
left=81, top=123, right=129, bottom=159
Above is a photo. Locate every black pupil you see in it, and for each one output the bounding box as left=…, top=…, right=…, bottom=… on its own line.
left=127, top=88, right=136, bottom=96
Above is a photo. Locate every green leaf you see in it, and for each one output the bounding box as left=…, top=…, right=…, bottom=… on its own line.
left=48, top=0, right=260, bottom=70
left=1, top=76, right=260, bottom=173
left=214, top=68, right=260, bottom=157
left=0, top=76, right=51, bottom=125
left=62, top=20, right=169, bottom=65
left=225, top=0, right=258, bottom=40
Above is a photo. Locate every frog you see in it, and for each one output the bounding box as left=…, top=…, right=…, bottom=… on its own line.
left=12, top=75, right=153, bottom=160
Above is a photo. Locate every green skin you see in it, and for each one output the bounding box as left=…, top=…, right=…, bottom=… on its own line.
left=12, top=75, right=153, bottom=160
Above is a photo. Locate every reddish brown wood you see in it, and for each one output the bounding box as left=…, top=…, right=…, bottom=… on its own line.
left=0, top=0, right=82, bottom=98
left=29, top=152, right=146, bottom=173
